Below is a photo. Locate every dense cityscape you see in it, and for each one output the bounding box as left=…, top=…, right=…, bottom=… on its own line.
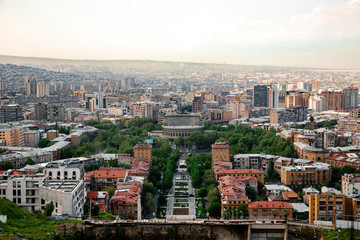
left=1, top=0, right=360, bottom=239
left=0, top=56, right=359, bottom=239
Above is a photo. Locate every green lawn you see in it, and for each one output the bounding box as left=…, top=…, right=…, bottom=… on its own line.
left=174, top=198, right=189, bottom=203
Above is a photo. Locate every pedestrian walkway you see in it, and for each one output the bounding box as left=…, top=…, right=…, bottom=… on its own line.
left=166, top=156, right=196, bottom=220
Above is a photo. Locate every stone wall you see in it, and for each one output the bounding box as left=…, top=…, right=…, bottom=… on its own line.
left=83, top=222, right=249, bottom=240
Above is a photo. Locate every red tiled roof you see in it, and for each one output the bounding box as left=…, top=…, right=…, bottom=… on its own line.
left=85, top=169, right=127, bottom=179
left=87, top=191, right=98, bottom=199
left=248, top=201, right=293, bottom=209
left=92, top=201, right=107, bottom=212
left=12, top=171, right=25, bottom=176
left=110, top=183, right=141, bottom=205
left=222, top=169, right=264, bottom=174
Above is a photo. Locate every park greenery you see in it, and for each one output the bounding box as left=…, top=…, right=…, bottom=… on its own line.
left=190, top=121, right=296, bottom=157
left=291, top=120, right=337, bottom=130
left=61, top=118, right=161, bottom=158
left=185, top=153, right=221, bottom=218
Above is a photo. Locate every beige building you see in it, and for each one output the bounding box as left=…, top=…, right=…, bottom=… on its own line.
left=309, top=187, right=352, bottom=224
left=24, top=131, right=40, bottom=148
left=281, top=162, right=331, bottom=187
left=36, top=82, right=50, bottom=98
left=248, top=201, right=293, bottom=219
left=47, top=130, right=59, bottom=140
left=337, top=119, right=360, bottom=133
left=0, top=127, right=24, bottom=147
left=134, top=142, right=152, bottom=161
left=212, top=142, right=230, bottom=162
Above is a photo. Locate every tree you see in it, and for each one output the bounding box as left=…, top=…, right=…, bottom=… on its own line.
left=246, top=186, right=257, bottom=201
left=175, top=137, right=185, bottom=147
left=38, top=138, right=52, bottom=148
left=197, top=188, right=208, bottom=198
left=45, top=202, right=55, bottom=217
left=92, top=205, right=100, bottom=216
left=237, top=204, right=249, bottom=217
left=187, top=131, right=204, bottom=149
left=84, top=202, right=100, bottom=217
left=25, top=158, right=35, bottom=165
left=207, top=202, right=221, bottom=218
left=108, top=187, right=115, bottom=199
left=323, top=120, right=337, bottom=128
left=0, top=161, right=13, bottom=170
left=143, top=192, right=154, bottom=214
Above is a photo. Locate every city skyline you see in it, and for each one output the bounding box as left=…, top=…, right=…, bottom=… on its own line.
left=1, top=0, right=360, bottom=69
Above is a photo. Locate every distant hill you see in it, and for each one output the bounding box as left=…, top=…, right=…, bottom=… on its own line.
left=0, top=55, right=312, bottom=73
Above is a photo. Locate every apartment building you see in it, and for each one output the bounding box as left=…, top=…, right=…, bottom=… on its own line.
left=45, top=160, right=84, bottom=181
left=233, top=153, right=277, bottom=172
left=293, top=142, right=328, bottom=161
left=342, top=173, right=360, bottom=196
left=85, top=167, right=128, bottom=191
left=248, top=201, right=293, bottom=219
left=265, top=184, right=292, bottom=196
left=302, top=187, right=320, bottom=204
left=110, top=181, right=142, bottom=220
left=309, top=187, right=350, bottom=224
left=337, top=119, right=360, bottom=133
left=324, top=153, right=360, bottom=170
left=24, top=130, right=40, bottom=148
left=281, top=162, right=331, bottom=187
left=0, top=126, right=24, bottom=147
left=39, top=180, right=85, bottom=217
left=133, top=142, right=152, bottom=161
left=218, top=175, right=256, bottom=217
left=6, top=174, right=44, bottom=212
left=215, top=169, right=265, bottom=183
left=0, top=104, right=23, bottom=123
left=212, top=142, right=230, bottom=162
left=269, top=106, right=307, bottom=124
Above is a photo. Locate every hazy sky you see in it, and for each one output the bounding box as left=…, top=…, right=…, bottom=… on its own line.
left=1, top=0, right=360, bottom=69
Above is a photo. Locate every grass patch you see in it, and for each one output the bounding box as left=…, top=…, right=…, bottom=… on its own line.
left=0, top=197, right=83, bottom=240
left=174, top=198, right=189, bottom=203
left=93, top=212, right=115, bottom=220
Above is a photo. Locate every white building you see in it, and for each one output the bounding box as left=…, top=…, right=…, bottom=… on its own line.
left=264, top=184, right=292, bottom=196
left=39, top=180, right=85, bottom=217
left=342, top=173, right=360, bottom=196
left=45, top=159, right=84, bottom=181
left=5, top=174, right=45, bottom=212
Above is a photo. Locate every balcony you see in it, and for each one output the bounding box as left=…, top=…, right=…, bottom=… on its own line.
left=319, top=211, right=327, bottom=215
